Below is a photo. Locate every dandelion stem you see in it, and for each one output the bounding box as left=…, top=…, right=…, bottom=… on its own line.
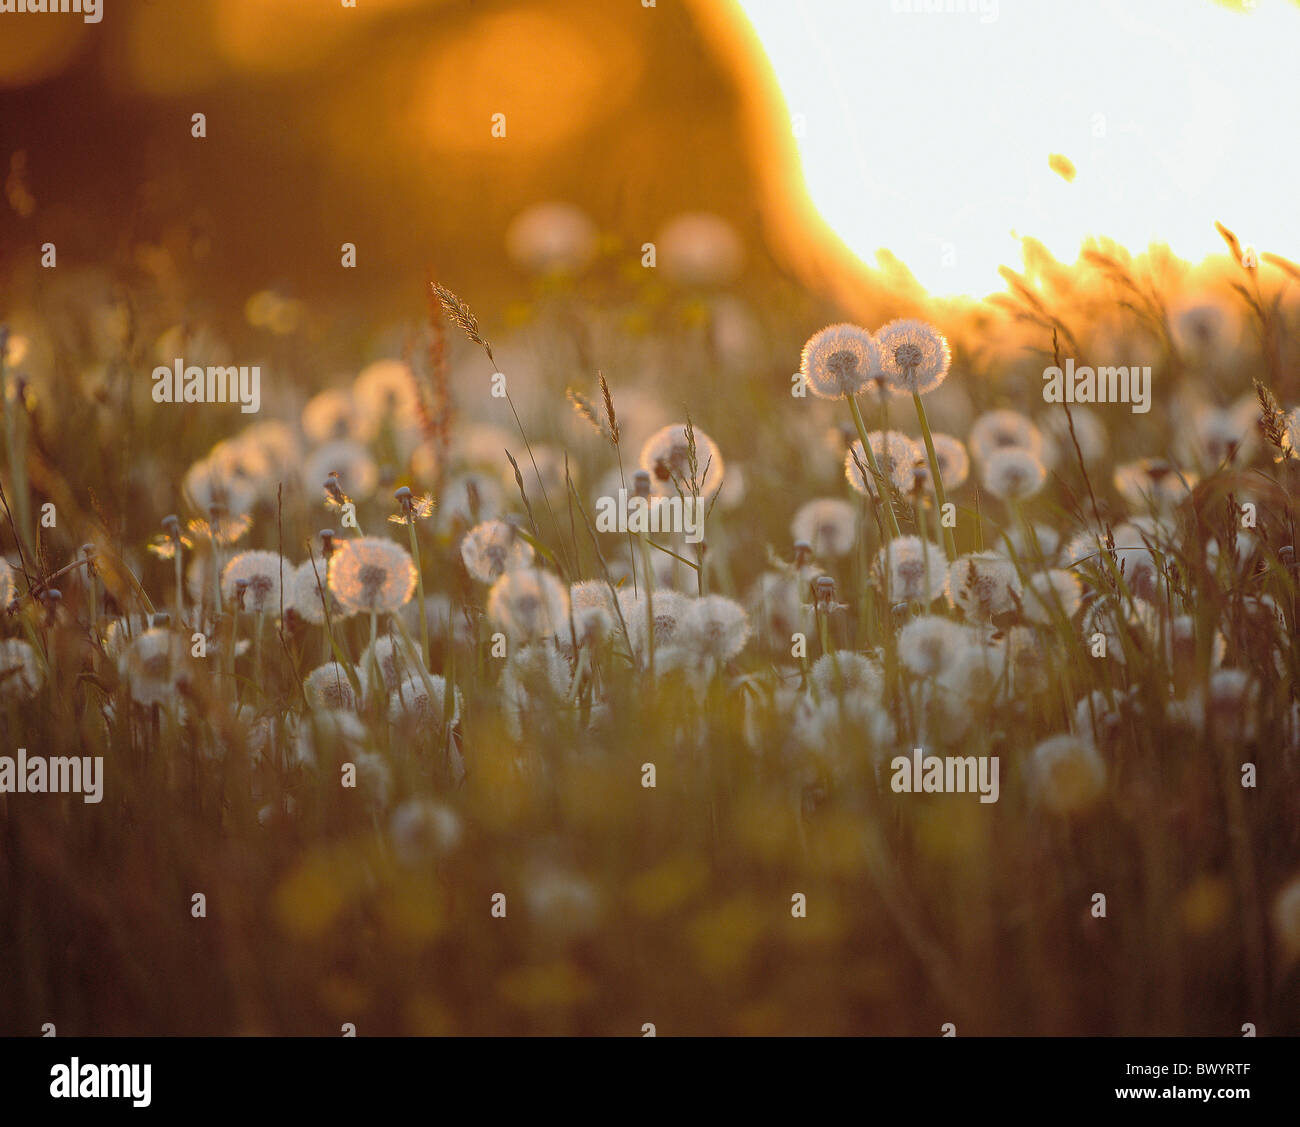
left=848, top=395, right=901, bottom=540
left=913, top=391, right=957, bottom=561
left=406, top=520, right=430, bottom=671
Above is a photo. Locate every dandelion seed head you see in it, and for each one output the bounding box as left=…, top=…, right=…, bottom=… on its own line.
left=845, top=431, right=917, bottom=497
left=304, top=439, right=379, bottom=504
left=488, top=568, right=569, bottom=644
left=302, top=388, right=368, bottom=443
left=388, top=672, right=460, bottom=728
left=460, top=520, right=534, bottom=583
left=328, top=537, right=416, bottom=615
left=874, top=319, right=951, bottom=396
left=1114, top=458, right=1196, bottom=513
left=1029, top=735, right=1106, bottom=815
left=679, top=594, right=751, bottom=663
left=303, top=661, right=359, bottom=711
left=360, top=634, right=409, bottom=696
left=799, top=323, right=881, bottom=400
left=981, top=446, right=1046, bottom=501
left=969, top=409, right=1043, bottom=463
left=640, top=423, right=725, bottom=499
left=809, top=651, right=882, bottom=699
left=221, top=550, right=285, bottom=614
left=506, top=201, right=598, bottom=274
left=879, top=535, right=945, bottom=604
left=1023, top=568, right=1083, bottom=625
left=389, top=798, right=462, bottom=865
left=897, top=614, right=966, bottom=677
left=791, top=498, right=856, bottom=558
left=118, top=628, right=184, bottom=707
left=912, top=432, right=970, bottom=491
left=945, top=552, right=1022, bottom=621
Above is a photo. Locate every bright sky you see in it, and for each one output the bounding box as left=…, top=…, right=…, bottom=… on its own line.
left=735, top=0, right=1300, bottom=297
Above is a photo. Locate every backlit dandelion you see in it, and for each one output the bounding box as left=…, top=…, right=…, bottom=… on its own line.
left=328, top=537, right=417, bottom=616
left=487, top=568, right=569, bottom=644
left=969, top=409, right=1044, bottom=463
left=221, top=551, right=285, bottom=614
left=809, top=651, right=882, bottom=698
left=878, top=535, right=945, bottom=604
left=897, top=614, right=966, bottom=677
left=388, top=672, right=461, bottom=728
left=981, top=447, right=1047, bottom=501
left=845, top=432, right=917, bottom=497
left=461, top=520, right=535, bottom=583
left=287, top=558, right=350, bottom=625
left=1023, top=569, right=1083, bottom=625
left=304, top=440, right=379, bottom=503
left=799, top=323, right=881, bottom=400
left=912, top=433, right=969, bottom=491
left=118, top=629, right=185, bottom=707
left=640, top=423, right=725, bottom=499
left=303, top=661, right=358, bottom=711
left=1029, top=735, right=1106, bottom=815
left=680, top=595, right=751, bottom=664
left=874, top=319, right=951, bottom=396
left=791, top=498, right=856, bottom=558
left=945, top=552, right=1022, bottom=621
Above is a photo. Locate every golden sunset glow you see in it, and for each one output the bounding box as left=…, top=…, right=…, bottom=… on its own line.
left=737, top=0, right=1300, bottom=296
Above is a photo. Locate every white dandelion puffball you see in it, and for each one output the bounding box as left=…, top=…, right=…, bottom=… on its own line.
left=460, top=520, right=534, bottom=584
left=799, top=323, right=881, bottom=400
left=287, top=558, right=351, bottom=625
left=1029, top=735, right=1106, bottom=815
left=303, top=662, right=359, bottom=711
left=359, top=634, right=409, bottom=696
left=679, top=595, right=751, bottom=663
left=874, top=319, right=951, bottom=396
left=791, top=498, right=857, bottom=558
left=619, top=588, right=691, bottom=660
left=845, top=432, right=917, bottom=497
left=656, top=212, right=743, bottom=286
left=969, top=409, right=1044, bottom=463
left=302, top=388, right=367, bottom=444
left=897, top=615, right=967, bottom=678
left=183, top=456, right=256, bottom=519
left=879, top=535, right=946, bottom=605
left=221, top=550, right=286, bottom=614
left=640, top=423, right=725, bottom=499
left=488, top=568, right=570, bottom=644
left=303, top=439, right=379, bottom=502
left=118, top=629, right=185, bottom=707
left=1023, top=569, right=1083, bottom=626
left=388, top=673, right=461, bottom=728
left=1041, top=405, right=1108, bottom=469
left=501, top=642, right=572, bottom=739
left=328, top=537, right=417, bottom=616
left=809, top=651, right=882, bottom=699
left=353, top=359, right=422, bottom=433
left=945, top=552, right=1022, bottom=621
left=981, top=447, right=1047, bottom=501
left=0, top=637, right=45, bottom=702
left=292, top=708, right=367, bottom=767
left=389, top=799, right=462, bottom=865
left=912, top=433, right=970, bottom=491
left=506, top=201, right=598, bottom=274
